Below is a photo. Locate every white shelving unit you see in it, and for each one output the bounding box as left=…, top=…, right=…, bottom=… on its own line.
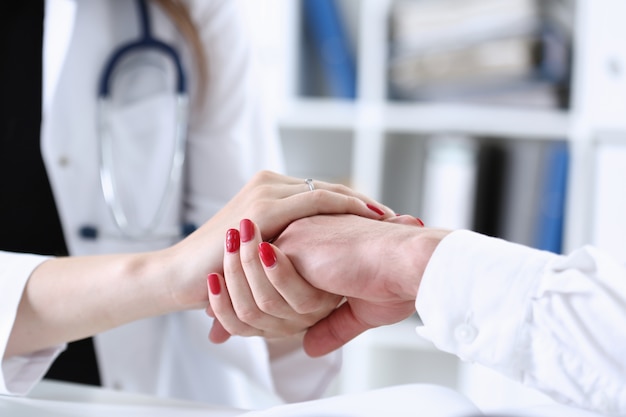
left=245, top=0, right=626, bottom=411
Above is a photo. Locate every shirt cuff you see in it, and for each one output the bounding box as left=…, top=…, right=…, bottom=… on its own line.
left=415, top=230, right=556, bottom=376
left=1, top=346, right=65, bottom=396
left=0, top=252, right=60, bottom=396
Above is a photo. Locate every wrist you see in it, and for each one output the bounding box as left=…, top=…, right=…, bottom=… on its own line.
left=157, top=226, right=223, bottom=311
left=400, top=228, right=451, bottom=300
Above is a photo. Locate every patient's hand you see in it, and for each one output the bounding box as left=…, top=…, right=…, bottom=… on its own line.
left=205, top=218, right=342, bottom=343
left=273, top=214, right=446, bottom=357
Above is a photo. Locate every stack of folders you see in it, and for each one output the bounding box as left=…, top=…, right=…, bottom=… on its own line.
left=387, top=0, right=573, bottom=108
left=421, top=136, right=569, bottom=254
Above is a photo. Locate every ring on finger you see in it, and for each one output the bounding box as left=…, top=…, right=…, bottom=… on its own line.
left=305, top=178, right=315, bottom=191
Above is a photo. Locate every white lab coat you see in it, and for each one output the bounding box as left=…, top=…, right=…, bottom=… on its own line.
left=0, top=0, right=340, bottom=409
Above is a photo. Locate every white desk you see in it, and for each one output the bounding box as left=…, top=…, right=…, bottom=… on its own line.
left=0, top=380, right=245, bottom=417
left=0, top=379, right=602, bottom=417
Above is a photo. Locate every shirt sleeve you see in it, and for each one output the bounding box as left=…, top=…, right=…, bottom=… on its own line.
left=0, top=251, right=65, bottom=396
left=415, top=230, right=626, bottom=415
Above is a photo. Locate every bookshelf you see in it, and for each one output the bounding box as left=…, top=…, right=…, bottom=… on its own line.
left=244, top=0, right=626, bottom=411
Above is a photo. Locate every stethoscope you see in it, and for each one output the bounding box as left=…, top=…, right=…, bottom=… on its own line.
left=80, top=0, right=195, bottom=241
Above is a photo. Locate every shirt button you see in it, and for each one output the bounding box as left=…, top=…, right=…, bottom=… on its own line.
left=454, top=323, right=478, bottom=344
left=58, top=156, right=70, bottom=167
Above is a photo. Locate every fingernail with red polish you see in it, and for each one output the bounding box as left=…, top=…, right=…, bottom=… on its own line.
left=416, top=217, right=425, bottom=226
left=226, top=229, right=240, bottom=253
left=240, top=219, right=254, bottom=243
left=367, top=203, right=385, bottom=216
left=258, top=242, right=277, bottom=268
left=208, top=273, right=221, bottom=295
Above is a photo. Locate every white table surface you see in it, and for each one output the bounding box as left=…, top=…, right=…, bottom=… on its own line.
left=0, top=379, right=604, bottom=417
left=0, top=380, right=245, bottom=417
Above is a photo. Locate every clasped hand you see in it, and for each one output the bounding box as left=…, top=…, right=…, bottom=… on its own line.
left=205, top=189, right=442, bottom=357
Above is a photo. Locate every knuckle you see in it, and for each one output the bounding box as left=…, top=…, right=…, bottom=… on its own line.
left=247, top=198, right=272, bottom=220
left=252, top=170, right=273, bottom=185
left=257, top=297, right=286, bottom=315
left=236, top=306, right=263, bottom=324
left=293, top=296, right=321, bottom=315
left=221, top=322, right=252, bottom=337
left=309, top=188, right=332, bottom=206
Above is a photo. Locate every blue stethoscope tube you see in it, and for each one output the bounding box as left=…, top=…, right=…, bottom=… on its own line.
left=81, top=0, right=194, bottom=241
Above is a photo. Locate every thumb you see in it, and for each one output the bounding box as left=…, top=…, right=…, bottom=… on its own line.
left=303, top=302, right=372, bottom=357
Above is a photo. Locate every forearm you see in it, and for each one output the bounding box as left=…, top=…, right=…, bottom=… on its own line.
left=6, top=250, right=182, bottom=358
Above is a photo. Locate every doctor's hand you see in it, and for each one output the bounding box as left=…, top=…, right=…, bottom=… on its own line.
left=6, top=172, right=390, bottom=359
left=207, top=170, right=394, bottom=242
left=272, top=214, right=450, bottom=357
left=205, top=218, right=342, bottom=344
left=167, top=171, right=393, bottom=312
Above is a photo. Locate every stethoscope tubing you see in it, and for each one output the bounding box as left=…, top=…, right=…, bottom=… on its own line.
left=90, top=0, right=189, bottom=241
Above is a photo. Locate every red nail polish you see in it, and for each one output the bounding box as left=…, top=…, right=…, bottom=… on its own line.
left=208, top=273, right=221, bottom=295
left=226, top=229, right=240, bottom=253
left=240, top=219, right=254, bottom=243
left=367, top=203, right=385, bottom=216
left=258, top=242, right=277, bottom=268
left=416, top=217, right=425, bottom=226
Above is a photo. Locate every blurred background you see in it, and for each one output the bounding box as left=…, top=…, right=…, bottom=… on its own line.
left=241, top=0, right=626, bottom=412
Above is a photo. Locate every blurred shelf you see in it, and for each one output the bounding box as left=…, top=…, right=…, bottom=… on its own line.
left=383, top=103, right=570, bottom=139
left=278, top=99, right=358, bottom=131
left=278, top=99, right=570, bottom=139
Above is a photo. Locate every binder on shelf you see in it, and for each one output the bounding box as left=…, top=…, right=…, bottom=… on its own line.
left=387, top=0, right=572, bottom=108
left=302, top=0, right=356, bottom=99
left=472, top=141, right=508, bottom=238
left=498, top=140, right=546, bottom=247
left=534, top=141, right=569, bottom=254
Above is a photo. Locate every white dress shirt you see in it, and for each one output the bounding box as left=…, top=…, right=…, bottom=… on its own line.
left=417, top=230, right=626, bottom=415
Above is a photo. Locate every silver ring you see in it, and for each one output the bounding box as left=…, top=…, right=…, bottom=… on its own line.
left=305, top=178, right=315, bottom=191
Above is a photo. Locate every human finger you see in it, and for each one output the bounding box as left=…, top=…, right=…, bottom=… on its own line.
left=237, top=219, right=296, bottom=319
left=385, top=214, right=425, bottom=227
left=214, top=229, right=276, bottom=336
left=246, top=171, right=395, bottom=218
left=235, top=219, right=339, bottom=333
left=253, top=189, right=392, bottom=243
left=214, top=227, right=313, bottom=338
left=208, top=314, right=231, bottom=344
left=207, top=230, right=266, bottom=337
left=207, top=271, right=258, bottom=338
left=260, top=241, right=342, bottom=315
left=302, top=303, right=371, bottom=357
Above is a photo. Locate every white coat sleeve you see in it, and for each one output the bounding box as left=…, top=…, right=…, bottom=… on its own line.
left=0, top=252, right=65, bottom=396
left=415, top=230, right=626, bottom=415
